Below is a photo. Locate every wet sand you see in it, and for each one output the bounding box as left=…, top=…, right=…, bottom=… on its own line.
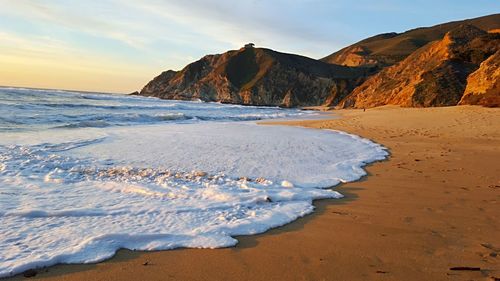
left=8, top=105, right=500, bottom=281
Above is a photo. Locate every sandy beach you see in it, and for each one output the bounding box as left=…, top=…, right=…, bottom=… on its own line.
left=9, top=105, right=499, bottom=281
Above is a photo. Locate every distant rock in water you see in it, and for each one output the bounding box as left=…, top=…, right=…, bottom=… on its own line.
left=139, top=47, right=372, bottom=107
left=338, top=25, right=500, bottom=108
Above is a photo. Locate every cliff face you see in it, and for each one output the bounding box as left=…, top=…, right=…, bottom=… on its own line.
left=321, top=14, right=500, bottom=68
left=459, top=50, right=500, bottom=107
left=140, top=47, right=370, bottom=107
left=338, top=25, right=500, bottom=108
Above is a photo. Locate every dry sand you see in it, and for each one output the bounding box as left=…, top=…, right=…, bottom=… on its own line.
left=9, top=105, right=500, bottom=281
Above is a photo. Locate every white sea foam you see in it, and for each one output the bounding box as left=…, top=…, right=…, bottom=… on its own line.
left=0, top=88, right=388, bottom=277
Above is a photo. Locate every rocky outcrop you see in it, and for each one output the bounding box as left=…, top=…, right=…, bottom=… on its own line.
left=338, top=25, right=500, bottom=108
left=459, top=50, right=500, bottom=107
left=321, top=14, right=500, bottom=68
left=139, top=47, right=370, bottom=107
left=323, top=45, right=381, bottom=67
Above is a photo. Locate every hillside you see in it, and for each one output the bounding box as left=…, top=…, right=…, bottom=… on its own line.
left=138, top=14, right=499, bottom=108
left=140, top=47, right=371, bottom=107
left=338, top=25, right=500, bottom=108
left=321, top=13, right=500, bottom=67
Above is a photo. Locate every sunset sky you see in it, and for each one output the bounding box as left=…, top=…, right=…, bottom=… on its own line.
left=1, top=0, right=498, bottom=93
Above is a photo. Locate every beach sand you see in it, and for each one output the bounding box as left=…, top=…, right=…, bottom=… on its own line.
left=9, top=105, right=500, bottom=281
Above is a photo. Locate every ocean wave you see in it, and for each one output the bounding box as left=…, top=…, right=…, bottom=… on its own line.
left=0, top=87, right=316, bottom=133
left=36, top=102, right=182, bottom=111
left=52, top=113, right=190, bottom=128
left=3, top=208, right=111, bottom=218
left=55, top=120, right=112, bottom=128
left=1, top=87, right=376, bottom=278
left=0, top=116, right=23, bottom=125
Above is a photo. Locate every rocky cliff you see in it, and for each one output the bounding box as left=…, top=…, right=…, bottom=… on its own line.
left=459, top=50, right=500, bottom=107
left=338, top=25, right=500, bottom=108
left=140, top=47, right=371, bottom=107
left=138, top=14, right=499, bottom=108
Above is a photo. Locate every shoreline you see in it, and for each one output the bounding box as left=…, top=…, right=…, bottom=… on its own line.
left=7, top=105, right=500, bottom=280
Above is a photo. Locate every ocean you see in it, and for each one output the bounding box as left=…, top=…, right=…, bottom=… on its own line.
left=0, top=87, right=387, bottom=277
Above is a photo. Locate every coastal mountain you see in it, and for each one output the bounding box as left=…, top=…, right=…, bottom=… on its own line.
left=140, top=47, right=371, bottom=107
left=338, top=25, right=500, bottom=108
left=321, top=13, right=500, bottom=67
left=138, top=14, right=500, bottom=108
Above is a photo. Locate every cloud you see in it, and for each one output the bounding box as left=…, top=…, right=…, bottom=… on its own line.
left=0, top=30, right=158, bottom=92
left=0, top=31, right=148, bottom=75
left=1, top=0, right=346, bottom=57
left=123, top=0, right=347, bottom=56
left=0, top=0, right=153, bottom=50
left=1, top=0, right=497, bottom=92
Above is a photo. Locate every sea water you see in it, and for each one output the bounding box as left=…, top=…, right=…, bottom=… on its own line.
left=0, top=87, right=387, bottom=277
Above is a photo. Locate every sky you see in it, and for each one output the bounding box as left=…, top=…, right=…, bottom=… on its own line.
left=0, top=0, right=499, bottom=93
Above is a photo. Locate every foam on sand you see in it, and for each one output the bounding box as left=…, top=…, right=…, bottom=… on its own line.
left=0, top=122, right=387, bottom=277
left=0, top=88, right=388, bottom=277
